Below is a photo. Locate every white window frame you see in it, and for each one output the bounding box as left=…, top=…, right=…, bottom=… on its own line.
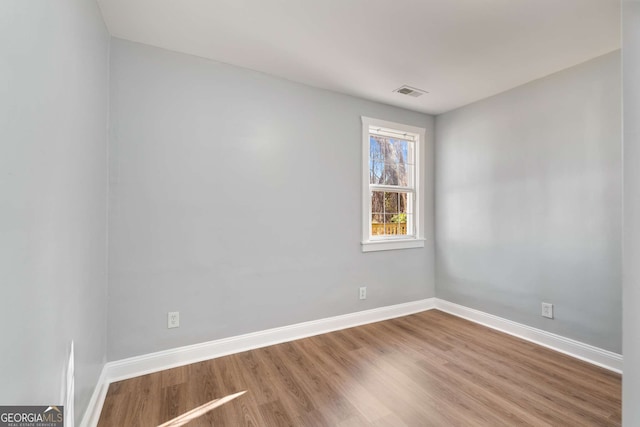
left=361, top=117, right=425, bottom=252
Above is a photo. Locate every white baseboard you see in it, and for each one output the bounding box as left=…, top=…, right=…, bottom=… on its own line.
left=105, top=298, right=436, bottom=383
left=80, top=298, right=435, bottom=427
left=81, top=296, right=622, bottom=426
left=434, top=299, right=623, bottom=373
left=79, top=367, right=109, bottom=427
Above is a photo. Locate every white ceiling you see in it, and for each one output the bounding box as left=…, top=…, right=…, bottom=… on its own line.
left=97, top=0, right=620, bottom=115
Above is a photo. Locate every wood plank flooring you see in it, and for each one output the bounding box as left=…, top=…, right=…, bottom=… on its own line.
left=97, top=310, right=621, bottom=426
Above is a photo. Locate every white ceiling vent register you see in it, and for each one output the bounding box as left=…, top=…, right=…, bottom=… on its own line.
left=394, top=85, right=428, bottom=97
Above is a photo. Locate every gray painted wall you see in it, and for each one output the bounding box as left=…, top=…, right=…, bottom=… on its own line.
left=623, top=1, right=640, bottom=424
left=0, top=0, right=109, bottom=422
left=107, top=39, right=435, bottom=360
left=435, top=52, right=622, bottom=352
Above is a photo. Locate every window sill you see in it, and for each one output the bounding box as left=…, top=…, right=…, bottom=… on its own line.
left=361, top=238, right=425, bottom=252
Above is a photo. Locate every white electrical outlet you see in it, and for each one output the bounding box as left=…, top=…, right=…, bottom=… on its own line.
left=168, top=311, right=180, bottom=328
left=359, top=287, right=367, bottom=300
left=541, top=303, right=553, bottom=319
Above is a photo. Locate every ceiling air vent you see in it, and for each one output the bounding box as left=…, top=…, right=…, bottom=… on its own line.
left=394, top=85, right=428, bottom=98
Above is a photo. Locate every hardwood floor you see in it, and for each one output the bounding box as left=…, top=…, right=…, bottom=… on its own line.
left=97, top=310, right=621, bottom=426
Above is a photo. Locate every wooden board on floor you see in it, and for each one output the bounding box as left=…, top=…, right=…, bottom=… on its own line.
left=97, top=310, right=621, bottom=426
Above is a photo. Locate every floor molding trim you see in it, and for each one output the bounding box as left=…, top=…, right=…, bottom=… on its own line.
left=79, top=367, right=109, bottom=427
left=435, top=298, right=623, bottom=373
left=82, top=297, right=622, bottom=426
left=106, top=298, right=436, bottom=383
left=81, top=298, right=435, bottom=426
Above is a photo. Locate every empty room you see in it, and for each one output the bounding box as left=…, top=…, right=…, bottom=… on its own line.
left=3, top=0, right=640, bottom=426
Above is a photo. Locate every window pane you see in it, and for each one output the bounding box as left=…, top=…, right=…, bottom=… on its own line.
left=371, top=213, right=413, bottom=236
left=369, top=161, right=383, bottom=184
left=388, top=139, right=410, bottom=163
left=384, top=192, right=399, bottom=213
left=388, top=216, right=410, bottom=236
left=371, top=190, right=385, bottom=218
left=371, top=191, right=412, bottom=236
left=373, top=163, right=413, bottom=186
left=369, top=162, right=414, bottom=186
left=369, top=136, right=383, bottom=162
left=380, top=138, right=412, bottom=165
left=371, top=218, right=385, bottom=235
left=399, top=192, right=407, bottom=215
left=369, top=135, right=414, bottom=185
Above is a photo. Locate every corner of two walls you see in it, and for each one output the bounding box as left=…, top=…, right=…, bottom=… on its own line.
left=106, top=38, right=436, bottom=361
left=434, top=50, right=622, bottom=353
left=105, top=41, right=622, bottom=364
left=0, top=1, right=624, bottom=423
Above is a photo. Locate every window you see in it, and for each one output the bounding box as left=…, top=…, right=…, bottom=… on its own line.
left=361, top=117, right=425, bottom=252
